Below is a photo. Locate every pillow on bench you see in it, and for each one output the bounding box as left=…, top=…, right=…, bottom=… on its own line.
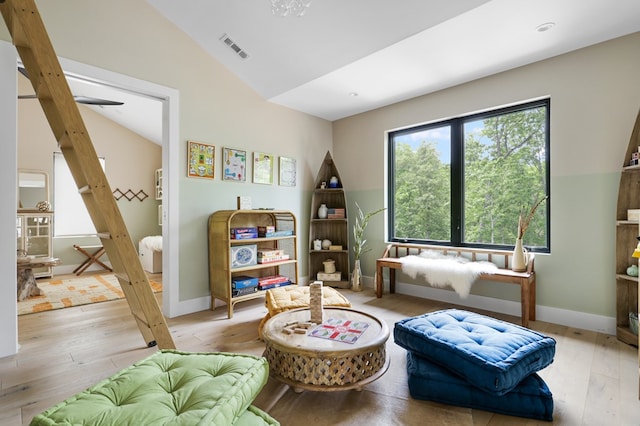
left=394, top=309, right=556, bottom=395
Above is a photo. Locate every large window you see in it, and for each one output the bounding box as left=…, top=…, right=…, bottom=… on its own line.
left=54, top=152, right=106, bottom=237
left=387, top=99, right=550, bottom=252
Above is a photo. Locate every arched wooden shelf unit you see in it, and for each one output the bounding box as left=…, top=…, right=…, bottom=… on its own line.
left=615, top=108, right=640, bottom=348
left=309, top=151, right=350, bottom=288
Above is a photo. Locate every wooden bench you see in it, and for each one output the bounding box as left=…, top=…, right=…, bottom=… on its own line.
left=376, top=243, right=536, bottom=327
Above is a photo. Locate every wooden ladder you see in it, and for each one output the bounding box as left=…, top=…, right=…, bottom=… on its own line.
left=1, top=0, right=175, bottom=349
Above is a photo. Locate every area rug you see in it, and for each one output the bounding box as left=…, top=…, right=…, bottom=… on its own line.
left=18, top=273, right=162, bottom=316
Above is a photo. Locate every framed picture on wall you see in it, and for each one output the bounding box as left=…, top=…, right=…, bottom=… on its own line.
left=253, top=152, right=274, bottom=185
left=222, top=147, right=247, bottom=182
left=279, top=156, right=296, bottom=186
left=187, top=140, right=215, bottom=179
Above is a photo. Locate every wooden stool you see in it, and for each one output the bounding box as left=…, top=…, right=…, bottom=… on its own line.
left=72, top=244, right=112, bottom=276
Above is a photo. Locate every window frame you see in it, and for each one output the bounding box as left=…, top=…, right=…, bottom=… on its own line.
left=387, top=98, right=550, bottom=253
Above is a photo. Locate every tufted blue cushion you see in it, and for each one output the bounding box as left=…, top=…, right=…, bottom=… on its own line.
left=407, top=352, right=553, bottom=421
left=394, top=309, right=556, bottom=395
left=30, top=350, right=278, bottom=426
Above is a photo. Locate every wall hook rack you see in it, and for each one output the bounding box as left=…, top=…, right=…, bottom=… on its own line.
left=113, top=188, right=149, bottom=202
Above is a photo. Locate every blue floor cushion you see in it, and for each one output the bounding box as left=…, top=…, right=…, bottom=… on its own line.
left=394, top=309, right=556, bottom=395
left=407, top=351, right=553, bottom=421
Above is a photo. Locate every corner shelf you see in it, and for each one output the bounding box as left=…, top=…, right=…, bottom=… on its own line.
left=208, top=210, right=298, bottom=319
left=309, top=151, right=350, bottom=288
left=615, top=108, right=640, bottom=347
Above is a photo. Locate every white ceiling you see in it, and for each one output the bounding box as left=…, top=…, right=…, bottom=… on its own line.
left=20, top=0, right=640, bottom=144
left=17, top=69, right=164, bottom=144
left=148, top=0, right=640, bottom=121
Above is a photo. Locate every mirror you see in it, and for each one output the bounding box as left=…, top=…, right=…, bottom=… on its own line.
left=18, top=169, right=49, bottom=211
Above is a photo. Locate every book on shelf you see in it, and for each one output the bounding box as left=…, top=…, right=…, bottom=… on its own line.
left=257, top=248, right=284, bottom=258
left=232, top=286, right=258, bottom=297
left=258, top=280, right=291, bottom=291
left=257, top=226, right=275, bottom=237
left=258, top=275, right=290, bottom=286
left=260, top=230, right=294, bottom=237
left=326, top=208, right=345, bottom=219
left=231, top=275, right=259, bottom=289
left=230, top=227, right=258, bottom=239
left=257, top=254, right=290, bottom=264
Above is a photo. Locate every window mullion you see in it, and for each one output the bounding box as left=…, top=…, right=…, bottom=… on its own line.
left=450, top=119, right=463, bottom=245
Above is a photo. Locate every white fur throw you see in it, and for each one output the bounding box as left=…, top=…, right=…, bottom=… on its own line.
left=399, top=250, right=498, bottom=298
left=140, top=235, right=163, bottom=252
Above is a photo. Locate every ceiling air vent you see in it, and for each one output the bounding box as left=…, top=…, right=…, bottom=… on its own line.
left=220, top=33, right=250, bottom=60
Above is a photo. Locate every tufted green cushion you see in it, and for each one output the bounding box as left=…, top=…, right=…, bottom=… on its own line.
left=31, top=350, right=275, bottom=426
left=235, top=405, right=280, bottom=426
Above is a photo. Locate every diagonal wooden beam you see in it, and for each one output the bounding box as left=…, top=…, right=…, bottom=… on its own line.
left=1, top=0, right=175, bottom=350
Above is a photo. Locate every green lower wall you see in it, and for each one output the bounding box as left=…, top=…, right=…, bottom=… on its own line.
left=347, top=171, right=619, bottom=318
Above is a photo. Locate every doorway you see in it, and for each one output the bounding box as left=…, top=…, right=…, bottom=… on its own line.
left=16, top=56, right=180, bottom=318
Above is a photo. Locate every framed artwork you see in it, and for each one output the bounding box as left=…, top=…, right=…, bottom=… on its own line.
left=279, top=156, right=297, bottom=186
left=187, top=141, right=215, bottom=179
left=223, top=147, right=247, bottom=182
left=253, top=152, right=274, bottom=185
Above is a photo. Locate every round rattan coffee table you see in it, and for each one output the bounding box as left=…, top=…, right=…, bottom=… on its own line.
left=262, top=306, right=390, bottom=392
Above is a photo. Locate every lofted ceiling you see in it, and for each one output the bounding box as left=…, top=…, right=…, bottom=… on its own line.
left=148, top=0, right=640, bottom=121
left=19, top=0, right=640, bottom=145
left=17, top=68, right=164, bottom=144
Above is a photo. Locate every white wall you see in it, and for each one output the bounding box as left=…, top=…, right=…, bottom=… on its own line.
left=0, top=42, right=18, bottom=357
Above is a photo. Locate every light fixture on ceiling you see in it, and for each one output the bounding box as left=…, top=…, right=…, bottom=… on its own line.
left=271, top=0, right=312, bottom=17
left=536, top=22, right=556, bottom=32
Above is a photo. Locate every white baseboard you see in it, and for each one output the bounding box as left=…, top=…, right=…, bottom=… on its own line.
left=53, top=263, right=113, bottom=275
left=384, top=279, right=616, bottom=336
left=52, top=266, right=615, bottom=336
left=171, top=296, right=212, bottom=317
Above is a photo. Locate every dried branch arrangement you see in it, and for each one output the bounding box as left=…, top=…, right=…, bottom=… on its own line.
left=517, top=196, right=549, bottom=240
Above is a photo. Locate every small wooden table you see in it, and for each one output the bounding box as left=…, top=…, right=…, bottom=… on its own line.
left=17, top=257, right=59, bottom=301
left=262, top=307, right=390, bottom=392
left=72, top=244, right=112, bottom=276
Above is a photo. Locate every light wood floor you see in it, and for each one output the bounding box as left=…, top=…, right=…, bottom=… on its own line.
left=1, top=280, right=639, bottom=425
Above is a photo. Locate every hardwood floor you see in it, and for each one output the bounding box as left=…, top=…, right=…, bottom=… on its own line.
left=1, top=283, right=639, bottom=425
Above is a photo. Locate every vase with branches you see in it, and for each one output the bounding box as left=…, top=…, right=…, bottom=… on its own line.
left=513, top=195, right=548, bottom=271
left=352, top=202, right=385, bottom=291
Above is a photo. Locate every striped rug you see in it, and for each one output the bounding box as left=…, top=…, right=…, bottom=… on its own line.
left=18, top=273, right=162, bottom=315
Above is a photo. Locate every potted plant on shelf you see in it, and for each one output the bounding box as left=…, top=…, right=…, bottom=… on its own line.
left=352, top=202, right=386, bottom=291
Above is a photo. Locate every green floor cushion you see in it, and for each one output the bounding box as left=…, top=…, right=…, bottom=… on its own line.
left=30, top=350, right=275, bottom=426
left=234, top=405, right=280, bottom=426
